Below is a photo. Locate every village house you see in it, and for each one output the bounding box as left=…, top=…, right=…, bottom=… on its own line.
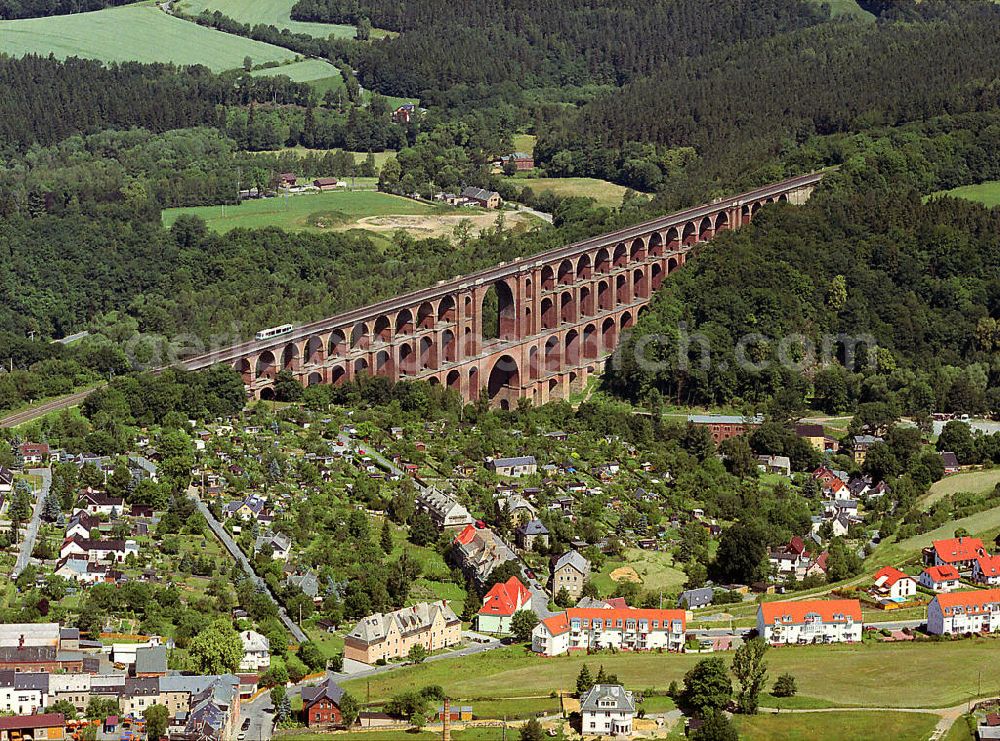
left=580, top=684, right=635, bottom=737
left=416, top=488, right=475, bottom=531
left=254, top=533, right=291, bottom=561
left=487, top=455, right=537, bottom=477
left=939, top=451, right=960, bottom=475
left=391, top=103, right=424, bottom=123
left=343, top=601, right=461, bottom=664
left=277, top=173, right=297, bottom=188
left=795, top=423, right=838, bottom=453
left=920, top=566, right=961, bottom=593
left=59, top=536, right=136, bottom=563
left=924, top=536, right=988, bottom=572
left=222, top=495, right=267, bottom=522
left=927, top=589, right=1000, bottom=635
left=0, top=467, right=12, bottom=495
left=756, top=599, right=863, bottom=645
left=515, top=518, right=549, bottom=551
left=0, top=713, right=66, bottom=741
left=460, top=186, right=501, bottom=209
left=453, top=524, right=517, bottom=588
left=678, top=587, right=714, bottom=610
left=17, top=442, right=49, bottom=467
left=871, top=566, right=917, bottom=602
left=757, top=455, right=791, bottom=476
left=974, top=554, right=1000, bottom=586
left=850, top=434, right=883, bottom=465
left=302, top=678, right=345, bottom=727
left=496, top=152, right=535, bottom=172
left=78, top=491, right=125, bottom=516
left=238, top=631, right=270, bottom=672
left=476, top=576, right=532, bottom=634
left=551, top=550, right=590, bottom=601
left=0, top=672, right=48, bottom=715
left=686, top=414, right=762, bottom=444
left=496, top=492, right=538, bottom=525
left=313, top=177, right=345, bottom=191
left=532, top=607, right=686, bottom=656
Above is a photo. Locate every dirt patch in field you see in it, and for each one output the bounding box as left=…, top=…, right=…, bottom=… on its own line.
left=609, top=566, right=642, bottom=583
left=352, top=211, right=534, bottom=239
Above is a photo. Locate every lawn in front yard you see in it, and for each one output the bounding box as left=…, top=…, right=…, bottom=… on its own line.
left=590, top=547, right=687, bottom=596
left=734, top=710, right=938, bottom=741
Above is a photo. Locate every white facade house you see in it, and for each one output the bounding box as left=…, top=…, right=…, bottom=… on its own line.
left=974, top=555, right=1000, bottom=586
left=757, top=600, right=862, bottom=645
left=920, top=565, right=961, bottom=592
left=0, top=678, right=47, bottom=716
left=239, top=630, right=271, bottom=672
left=872, top=566, right=917, bottom=601
left=580, top=684, right=635, bottom=736
left=531, top=608, right=685, bottom=657
left=927, top=590, right=1000, bottom=635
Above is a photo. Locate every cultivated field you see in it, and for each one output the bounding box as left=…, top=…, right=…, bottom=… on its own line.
left=591, top=547, right=687, bottom=595
left=0, top=5, right=296, bottom=71
left=250, top=58, right=343, bottom=95
left=735, top=711, right=938, bottom=741
left=342, top=639, right=1000, bottom=710
left=929, top=181, right=1000, bottom=208
left=176, top=0, right=392, bottom=39
left=502, top=176, right=639, bottom=208
left=921, top=469, right=1000, bottom=509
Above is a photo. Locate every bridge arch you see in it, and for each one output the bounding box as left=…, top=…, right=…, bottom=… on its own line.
left=395, top=309, right=414, bottom=335
left=419, top=336, right=437, bottom=370
left=666, top=226, right=681, bottom=250
left=557, top=259, right=574, bottom=285
left=528, top=345, right=539, bottom=380
left=544, top=335, right=561, bottom=373
left=715, top=211, right=730, bottom=232
left=374, top=316, right=391, bottom=343
left=565, top=328, right=580, bottom=365
left=601, top=317, right=617, bottom=351
left=541, top=265, right=555, bottom=291
left=330, top=366, right=347, bottom=386
left=577, top=254, right=592, bottom=279
left=281, top=343, right=299, bottom=371
left=699, top=216, right=714, bottom=241
left=540, top=297, right=557, bottom=330
left=651, top=262, right=665, bottom=291
left=307, top=371, right=324, bottom=386
left=327, top=330, right=346, bottom=358
left=621, top=311, right=634, bottom=331
left=442, top=329, right=457, bottom=363
left=595, top=247, right=611, bottom=274
left=682, top=222, right=697, bottom=246
left=398, top=342, right=415, bottom=375
left=598, top=280, right=612, bottom=311
left=468, top=366, right=479, bottom=397
left=375, top=349, right=394, bottom=377
left=351, top=322, right=369, bottom=349
left=630, top=237, right=646, bottom=261
left=580, top=285, right=594, bottom=317
left=667, top=256, right=680, bottom=274
left=616, top=274, right=629, bottom=305
left=305, top=336, right=325, bottom=365
left=649, top=232, right=664, bottom=257
left=560, top=291, right=576, bottom=324
left=487, top=355, right=520, bottom=409
left=583, top=323, right=598, bottom=359
left=613, top=242, right=628, bottom=269
left=633, top=267, right=648, bottom=300
left=354, top=357, right=369, bottom=376
left=438, top=296, right=456, bottom=323
left=259, top=386, right=275, bottom=401
left=778, top=193, right=788, bottom=203
left=446, top=369, right=462, bottom=394
left=417, top=301, right=435, bottom=330
left=234, top=358, right=252, bottom=385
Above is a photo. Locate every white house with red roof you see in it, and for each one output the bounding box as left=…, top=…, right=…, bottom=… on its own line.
left=476, top=576, right=532, bottom=634
left=925, top=536, right=988, bottom=572
left=973, top=554, right=1000, bottom=586
left=927, top=589, right=1000, bottom=635
left=756, top=599, right=862, bottom=645
left=18, top=443, right=50, bottom=467
left=919, top=565, right=961, bottom=592
left=871, top=567, right=917, bottom=601
left=531, top=607, right=686, bottom=656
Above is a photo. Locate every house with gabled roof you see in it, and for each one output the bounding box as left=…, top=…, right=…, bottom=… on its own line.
left=973, top=554, right=1000, bottom=586
left=476, top=576, right=532, bottom=634
left=453, top=524, right=517, bottom=587
left=925, top=536, right=988, bottom=572
left=515, top=518, right=549, bottom=551
left=581, top=684, right=635, bottom=736
left=416, top=487, right=474, bottom=531
left=757, top=599, right=862, bottom=645
left=871, top=567, right=916, bottom=601
left=920, top=565, right=961, bottom=592
left=302, top=678, right=345, bottom=726
left=488, top=455, right=537, bottom=477
left=927, top=589, right=1000, bottom=635
left=532, top=607, right=685, bottom=656
left=551, top=550, right=590, bottom=601
left=344, top=601, right=460, bottom=664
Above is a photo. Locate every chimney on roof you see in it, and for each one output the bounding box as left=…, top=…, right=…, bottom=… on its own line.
left=18, top=635, right=24, bottom=648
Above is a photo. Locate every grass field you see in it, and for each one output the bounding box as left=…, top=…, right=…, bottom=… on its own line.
left=868, top=502, right=1000, bottom=569
left=512, top=134, right=537, bottom=154
left=807, top=0, right=876, bottom=20
left=735, top=711, right=938, bottom=741
left=922, top=469, right=1000, bottom=509
left=342, top=639, right=1000, bottom=710
left=0, top=4, right=296, bottom=70
left=501, top=176, right=639, bottom=208
left=161, top=190, right=440, bottom=232
left=176, top=0, right=392, bottom=39
left=928, top=181, right=1000, bottom=208
left=591, top=547, right=687, bottom=596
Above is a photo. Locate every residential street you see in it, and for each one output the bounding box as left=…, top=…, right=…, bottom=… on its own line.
left=12, top=468, right=50, bottom=579
left=331, top=629, right=503, bottom=681
left=241, top=688, right=274, bottom=741
left=189, top=488, right=308, bottom=644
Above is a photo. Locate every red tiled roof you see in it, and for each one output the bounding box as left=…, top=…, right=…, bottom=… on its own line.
left=759, top=599, right=862, bottom=625
left=934, top=589, right=1000, bottom=614
left=605, top=597, right=629, bottom=609
left=453, top=524, right=477, bottom=546
left=0, top=714, right=64, bottom=730
left=874, top=566, right=913, bottom=587
left=976, top=554, right=1000, bottom=578
left=478, top=576, right=530, bottom=617
left=538, top=607, right=685, bottom=636
left=932, top=537, right=986, bottom=564
left=922, top=565, right=960, bottom=582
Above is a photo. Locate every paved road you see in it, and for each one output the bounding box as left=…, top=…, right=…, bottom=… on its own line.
left=12, top=468, right=50, bottom=579
left=190, top=489, right=308, bottom=644
left=241, top=688, right=274, bottom=741
left=0, top=386, right=103, bottom=428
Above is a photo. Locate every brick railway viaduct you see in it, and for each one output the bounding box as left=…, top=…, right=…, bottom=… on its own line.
left=180, top=172, right=824, bottom=407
